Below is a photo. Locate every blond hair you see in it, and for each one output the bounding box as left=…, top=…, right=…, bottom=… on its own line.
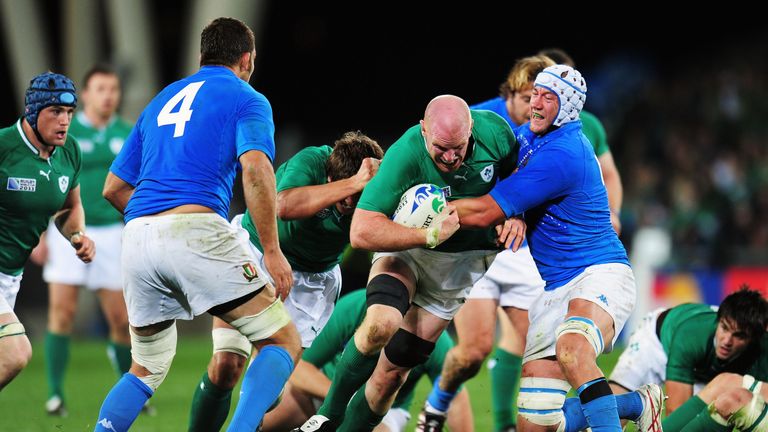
left=499, top=55, right=556, bottom=98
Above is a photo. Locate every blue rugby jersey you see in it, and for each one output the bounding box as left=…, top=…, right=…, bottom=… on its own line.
left=111, top=66, right=275, bottom=222
left=489, top=122, right=628, bottom=289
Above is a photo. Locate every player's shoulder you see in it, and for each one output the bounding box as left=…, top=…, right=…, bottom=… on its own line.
left=579, top=110, right=603, bottom=128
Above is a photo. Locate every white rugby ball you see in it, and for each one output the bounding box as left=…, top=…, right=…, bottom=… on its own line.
left=391, top=184, right=447, bottom=228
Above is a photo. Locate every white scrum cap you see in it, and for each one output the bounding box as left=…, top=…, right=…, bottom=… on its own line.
left=534, top=64, right=587, bottom=127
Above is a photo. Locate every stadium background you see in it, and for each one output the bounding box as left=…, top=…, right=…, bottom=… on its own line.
left=1, top=1, right=768, bottom=430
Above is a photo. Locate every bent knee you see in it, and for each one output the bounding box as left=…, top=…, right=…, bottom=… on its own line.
left=209, top=351, right=247, bottom=389
left=359, top=316, right=401, bottom=353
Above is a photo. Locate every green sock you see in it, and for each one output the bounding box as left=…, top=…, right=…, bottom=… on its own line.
left=491, top=348, right=522, bottom=431
left=679, top=408, right=732, bottom=432
left=317, top=340, right=379, bottom=422
left=337, top=384, right=385, bottom=432
left=662, top=395, right=707, bottom=432
left=106, top=341, right=132, bottom=377
left=44, top=332, right=70, bottom=399
left=188, top=372, right=233, bottom=432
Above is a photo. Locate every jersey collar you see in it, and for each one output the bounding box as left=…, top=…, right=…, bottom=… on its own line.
left=16, top=118, right=56, bottom=158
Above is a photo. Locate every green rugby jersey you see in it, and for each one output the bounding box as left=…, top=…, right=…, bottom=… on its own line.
left=242, top=146, right=351, bottom=273
left=302, top=289, right=453, bottom=410
left=0, top=119, right=81, bottom=275
left=660, top=303, right=768, bottom=384
left=68, top=112, right=131, bottom=225
left=580, top=110, right=609, bottom=157
left=358, top=110, right=518, bottom=252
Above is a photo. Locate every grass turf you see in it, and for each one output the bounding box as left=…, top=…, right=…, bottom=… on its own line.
left=0, top=337, right=625, bottom=431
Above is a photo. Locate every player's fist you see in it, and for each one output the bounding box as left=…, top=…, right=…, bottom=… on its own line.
left=354, top=157, right=381, bottom=189
left=70, top=232, right=95, bottom=263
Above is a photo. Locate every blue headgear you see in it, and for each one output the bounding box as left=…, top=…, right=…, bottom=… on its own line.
left=24, top=72, right=77, bottom=132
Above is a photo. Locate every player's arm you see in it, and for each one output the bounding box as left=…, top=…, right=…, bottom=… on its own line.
left=446, top=388, right=474, bottom=432
left=288, top=359, right=332, bottom=399
left=598, top=151, right=623, bottom=235
left=240, top=149, right=292, bottom=300
left=277, top=157, right=380, bottom=220
left=349, top=206, right=459, bottom=252
left=103, top=172, right=135, bottom=214
left=452, top=195, right=507, bottom=229
left=665, top=380, right=693, bottom=413
left=53, top=185, right=94, bottom=263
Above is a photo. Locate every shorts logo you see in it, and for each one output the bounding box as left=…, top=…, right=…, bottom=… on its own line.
left=597, top=294, right=609, bottom=306
left=242, top=263, right=259, bottom=282
left=480, top=165, right=494, bottom=182
left=58, top=176, right=69, bottom=193
left=7, top=177, right=36, bottom=192
left=315, top=208, right=332, bottom=219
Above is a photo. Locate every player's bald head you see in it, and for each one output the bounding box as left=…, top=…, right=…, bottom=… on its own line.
left=423, top=95, right=472, bottom=141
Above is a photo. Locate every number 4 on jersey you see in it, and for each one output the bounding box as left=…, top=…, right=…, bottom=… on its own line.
left=156, top=81, right=205, bottom=137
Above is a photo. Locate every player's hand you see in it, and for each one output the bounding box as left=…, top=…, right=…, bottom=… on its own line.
left=496, top=217, right=526, bottom=251
left=70, top=233, right=95, bottom=263
left=428, top=204, right=460, bottom=248
left=263, top=249, right=293, bottom=301
left=354, top=158, right=381, bottom=189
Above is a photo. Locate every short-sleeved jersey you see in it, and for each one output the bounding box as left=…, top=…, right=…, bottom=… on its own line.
left=68, top=112, right=132, bottom=225
left=301, top=289, right=453, bottom=410
left=241, top=145, right=350, bottom=272
left=661, top=303, right=768, bottom=384
left=357, top=110, right=517, bottom=252
left=0, top=120, right=81, bottom=275
left=489, top=122, right=628, bottom=289
left=471, top=96, right=610, bottom=157
left=110, top=66, right=276, bottom=222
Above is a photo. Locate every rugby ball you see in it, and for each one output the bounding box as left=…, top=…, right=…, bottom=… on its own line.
left=391, top=184, right=447, bottom=228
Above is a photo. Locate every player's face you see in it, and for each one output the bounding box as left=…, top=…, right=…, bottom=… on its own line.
left=423, top=130, right=470, bottom=173
left=714, top=317, right=751, bottom=360
left=529, top=86, right=558, bottom=134
left=506, top=85, right=534, bottom=126
left=37, top=105, right=75, bottom=146
left=336, top=193, right=361, bottom=215
left=83, top=73, right=120, bottom=119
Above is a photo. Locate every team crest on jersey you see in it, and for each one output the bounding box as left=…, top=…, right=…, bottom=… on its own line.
left=242, top=263, right=259, bottom=282
left=480, top=165, right=494, bottom=182
left=58, top=176, right=69, bottom=193
left=7, top=177, right=36, bottom=192
left=110, top=138, right=124, bottom=155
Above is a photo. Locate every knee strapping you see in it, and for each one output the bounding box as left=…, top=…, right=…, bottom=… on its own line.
left=366, top=274, right=411, bottom=316
left=742, top=374, right=764, bottom=395
left=212, top=328, right=252, bottom=358
left=517, top=377, right=570, bottom=426
left=0, top=322, right=25, bottom=339
left=229, top=299, right=291, bottom=342
left=728, top=393, right=768, bottom=431
left=383, top=329, right=435, bottom=368
left=556, top=316, right=604, bottom=356
left=131, top=323, right=178, bottom=391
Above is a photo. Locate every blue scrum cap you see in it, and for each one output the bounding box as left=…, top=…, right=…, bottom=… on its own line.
left=24, top=72, right=77, bottom=131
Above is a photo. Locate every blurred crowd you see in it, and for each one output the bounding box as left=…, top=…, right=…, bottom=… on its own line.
left=611, top=52, right=768, bottom=267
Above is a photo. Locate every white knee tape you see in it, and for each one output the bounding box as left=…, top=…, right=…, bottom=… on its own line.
left=743, top=374, right=764, bottom=395
left=556, top=316, right=604, bottom=356
left=517, top=377, right=570, bottom=426
left=130, top=323, right=178, bottom=392
left=229, top=299, right=291, bottom=342
left=212, top=328, right=252, bottom=358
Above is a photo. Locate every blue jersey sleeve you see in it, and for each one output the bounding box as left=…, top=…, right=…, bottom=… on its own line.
left=110, top=113, right=143, bottom=186
left=489, top=145, right=574, bottom=217
left=235, top=93, right=275, bottom=162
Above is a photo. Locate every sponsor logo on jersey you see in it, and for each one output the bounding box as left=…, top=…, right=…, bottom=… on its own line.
left=58, top=176, right=69, bottom=193
left=7, top=177, right=36, bottom=192
left=78, top=139, right=94, bottom=153
left=39, top=169, right=51, bottom=181
left=110, top=137, right=124, bottom=155
left=480, top=165, right=494, bottom=182
left=441, top=186, right=452, bottom=198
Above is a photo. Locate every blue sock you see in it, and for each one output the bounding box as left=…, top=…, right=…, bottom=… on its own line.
left=562, top=390, right=644, bottom=432
left=94, top=373, right=153, bottom=432
left=577, top=378, right=621, bottom=432
left=426, top=376, right=457, bottom=413
left=226, top=345, right=294, bottom=432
